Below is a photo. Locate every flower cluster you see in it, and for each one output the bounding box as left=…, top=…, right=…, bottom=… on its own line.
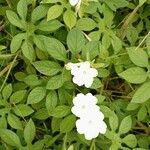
left=65, top=61, right=98, bottom=88
left=71, top=93, right=107, bottom=140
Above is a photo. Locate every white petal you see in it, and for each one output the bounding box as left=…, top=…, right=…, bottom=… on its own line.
left=69, top=0, right=79, bottom=6
left=89, top=68, right=98, bottom=77
left=72, top=76, right=84, bottom=86
left=84, top=77, right=93, bottom=88
left=86, top=93, right=98, bottom=104
left=76, top=119, right=85, bottom=134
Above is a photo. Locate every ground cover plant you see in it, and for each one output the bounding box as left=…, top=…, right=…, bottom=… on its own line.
left=0, top=0, right=150, bottom=149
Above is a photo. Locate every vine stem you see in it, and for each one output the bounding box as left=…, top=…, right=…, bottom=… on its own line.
left=135, top=31, right=150, bottom=51
left=0, top=52, right=19, bottom=92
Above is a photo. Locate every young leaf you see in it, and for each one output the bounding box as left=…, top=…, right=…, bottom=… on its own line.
left=67, top=28, right=85, bottom=54
left=2, top=84, right=12, bottom=100
left=24, top=119, right=36, bottom=144
left=31, top=5, right=49, bottom=23
left=50, top=105, right=70, bottom=118
left=76, top=18, right=96, bottom=31
left=42, top=37, right=67, bottom=61
left=109, top=112, right=119, bottom=131
left=37, top=19, right=62, bottom=32
left=119, top=67, right=147, bottom=84
left=22, top=40, right=35, bottom=61
left=10, top=90, right=27, bottom=104
left=60, top=115, right=76, bottom=133
left=7, top=113, right=23, bottom=130
left=10, top=33, right=25, bottom=53
left=6, top=10, right=25, bottom=29
left=33, top=108, right=49, bottom=120
left=46, top=91, right=58, bottom=114
left=24, top=74, right=41, bottom=86
left=0, top=129, right=21, bottom=148
left=119, top=115, right=132, bottom=134
left=47, top=5, right=63, bottom=21
left=122, top=134, right=137, bottom=148
left=137, top=105, right=147, bottom=121
left=81, top=41, right=99, bottom=60
left=131, top=82, right=150, bottom=103
left=27, top=87, right=46, bottom=104
left=17, top=0, right=27, bottom=20
left=63, top=10, right=76, bottom=29
left=127, top=47, right=149, bottom=68
left=46, top=74, right=64, bottom=90
left=32, top=60, right=62, bottom=76
left=13, top=104, right=34, bottom=117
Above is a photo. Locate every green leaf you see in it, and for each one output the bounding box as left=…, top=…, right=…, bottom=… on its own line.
left=13, top=104, right=34, bottom=117
left=6, top=10, right=25, bottom=29
left=51, top=118, right=62, bottom=132
left=24, top=119, right=35, bottom=144
left=82, top=41, right=99, bottom=60
left=127, top=25, right=138, bottom=45
left=22, top=40, right=35, bottom=61
left=27, top=87, right=46, bottom=104
left=32, top=60, right=62, bottom=76
left=35, top=35, right=67, bottom=61
left=10, top=90, right=26, bottom=104
left=127, top=48, right=149, bottom=68
left=17, top=0, right=27, bottom=20
left=119, top=115, right=132, bottom=134
left=33, top=108, right=49, bottom=120
left=7, top=113, right=23, bottom=130
left=137, top=105, right=147, bottom=121
left=47, top=5, right=63, bottom=21
left=24, top=74, right=41, bottom=86
left=90, top=78, right=103, bottom=89
left=15, top=72, right=26, bottom=81
left=131, top=82, right=150, bottom=103
left=50, top=105, right=70, bottom=118
left=111, top=34, right=122, bottom=54
left=60, top=115, right=76, bottom=133
left=0, top=115, right=7, bottom=128
left=46, top=91, right=58, bottom=114
left=109, top=112, right=119, bottom=131
left=46, top=74, right=64, bottom=90
left=122, top=134, right=137, bottom=148
left=67, top=28, right=85, bottom=54
left=31, top=5, right=49, bottom=23
left=0, top=129, right=21, bottom=148
left=76, top=18, right=96, bottom=31
left=63, top=10, right=76, bottom=29
left=119, top=67, right=147, bottom=84
left=37, top=19, right=62, bottom=32
left=104, top=0, right=129, bottom=11
left=2, top=84, right=12, bottom=100
left=10, top=33, right=25, bottom=53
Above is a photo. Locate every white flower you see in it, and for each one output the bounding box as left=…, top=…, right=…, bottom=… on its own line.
left=69, top=0, right=79, bottom=6
left=76, top=115, right=107, bottom=140
left=71, top=93, right=107, bottom=140
left=65, top=61, right=98, bottom=88
left=71, top=93, right=102, bottom=118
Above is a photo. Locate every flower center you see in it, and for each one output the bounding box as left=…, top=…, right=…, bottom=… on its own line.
left=83, top=70, right=87, bottom=74
left=88, top=120, right=92, bottom=124
left=81, top=105, right=86, bottom=109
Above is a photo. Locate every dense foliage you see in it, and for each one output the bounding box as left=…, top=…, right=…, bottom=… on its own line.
left=0, top=0, right=150, bottom=149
